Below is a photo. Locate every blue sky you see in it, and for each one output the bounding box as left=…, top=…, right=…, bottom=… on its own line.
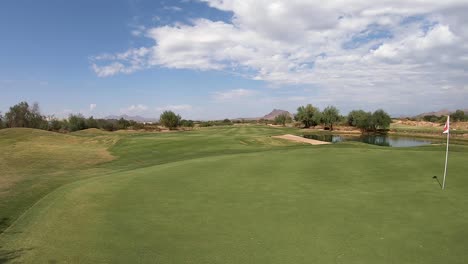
left=1, top=0, right=467, bottom=119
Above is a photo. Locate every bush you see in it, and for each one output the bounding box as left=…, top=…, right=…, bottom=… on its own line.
left=371, top=109, right=392, bottom=131
left=100, top=120, right=118, bottom=131
left=67, top=114, right=88, bottom=132
left=86, top=116, right=98, bottom=128
left=5, top=101, right=47, bottom=129
left=452, top=110, right=466, bottom=122
left=160, top=111, right=181, bottom=130
left=321, top=106, right=340, bottom=131
left=274, top=113, right=292, bottom=126
left=180, top=119, right=194, bottom=128
left=117, top=118, right=131, bottom=130
left=0, top=112, right=4, bottom=129
left=348, top=109, right=391, bottom=132
left=423, top=115, right=439, bottom=122
left=295, top=104, right=320, bottom=128
left=48, top=118, right=65, bottom=131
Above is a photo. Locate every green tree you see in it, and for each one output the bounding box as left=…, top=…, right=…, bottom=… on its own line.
left=295, top=104, right=320, bottom=128
left=321, top=106, right=340, bottom=131
left=274, top=113, right=292, bottom=126
left=5, top=101, right=31, bottom=127
left=452, top=109, right=465, bottom=122
left=354, top=111, right=373, bottom=131
left=68, top=114, right=88, bottom=132
left=371, top=109, right=392, bottom=131
left=48, top=118, right=64, bottom=131
left=180, top=119, right=194, bottom=128
left=348, top=110, right=368, bottom=126
left=423, top=115, right=439, bottom=122
left=86, top=116, right=98, bottom=128
left=100, top=120, right=118, bottom=131
left=159, top=111, right=181, bottom=130
left=117, top=118, right=131, bottom=130
left=0, top=112, right=4, bottom=129
left=5, top=101, right=46, bottom=129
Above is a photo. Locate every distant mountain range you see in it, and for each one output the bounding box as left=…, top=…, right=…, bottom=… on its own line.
left=415, top=108, right=468, bottom=117
left=104, top=115, right=158, bottom=123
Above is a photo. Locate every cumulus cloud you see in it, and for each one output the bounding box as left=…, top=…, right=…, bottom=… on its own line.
left=91, top=47, right=151, bottom=77
left=91, top=0, right=468, bottom=113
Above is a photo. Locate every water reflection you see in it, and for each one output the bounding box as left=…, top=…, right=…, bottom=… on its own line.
left=303, top=134, right=436, bottom=147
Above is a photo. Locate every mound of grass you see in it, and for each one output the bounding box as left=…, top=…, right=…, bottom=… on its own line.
left=71, top=128, right=110, bottom=135
left=0, top=128, right=116, bottom=233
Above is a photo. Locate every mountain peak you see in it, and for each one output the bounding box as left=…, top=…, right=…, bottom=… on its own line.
left=263, top=109, right=293, bottom=120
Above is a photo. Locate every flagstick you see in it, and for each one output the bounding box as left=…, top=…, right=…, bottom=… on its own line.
left=442, top=117, right=450, bottom=190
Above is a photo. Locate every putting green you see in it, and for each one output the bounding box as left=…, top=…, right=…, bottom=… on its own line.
left=1, top=134, right=468, bottom=263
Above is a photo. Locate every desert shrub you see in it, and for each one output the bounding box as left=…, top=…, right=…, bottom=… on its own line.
left=160, top=111, right=181, bottom=130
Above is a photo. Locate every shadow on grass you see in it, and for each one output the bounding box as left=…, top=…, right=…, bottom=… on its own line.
left=0, top=217, right=33, bottom=263
left=0, top=218, right=20, bottom=236
left=0, top=218, right=10, bottom=235
left=0, top=247, right=33, bottom=264
left=433, top=176, right=442, bottom=189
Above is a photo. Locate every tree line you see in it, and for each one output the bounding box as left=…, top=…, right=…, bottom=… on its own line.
left=0, top=102, right=150, bottom=132
left=421, top=109, right=467, bottom=123
left=274, top=104, right=392, bottom=132
left=2, top=101, right=465, bottom=132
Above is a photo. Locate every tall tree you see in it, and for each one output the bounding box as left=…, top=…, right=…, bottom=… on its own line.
left=5, top=101, right=30, bottom=127
left=294, top=104, right=320, bottom=128
left=4, top=101, right=46, bottom=128
left=160, top=111, right=181, bottom=130
left=0, top=112, right=4, bottom=129
left=452, top=109, right=465, bottom=122
left=275, top=113, right=292, bottom=126
left=371, top=109, right=392, bottom=131
left=321, top=106, right=340, bottom=131
left=68, top=114, right=88, bottom=132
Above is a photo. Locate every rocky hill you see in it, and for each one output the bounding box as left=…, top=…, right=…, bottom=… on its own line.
left=262, top=109, right=294, bottom=120
left=416, top=108, right=468, bottom=117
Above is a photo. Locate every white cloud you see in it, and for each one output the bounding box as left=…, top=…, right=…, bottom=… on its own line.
left=212, top=89, right=257, bottom=100
left=130, top=25, right=146, bottom=37
left=163, top=6, right=182, bottom=12
left=91, top=47, right=150, bottom=77
left=89, top=104, right=97, bottom=111
left=156, top=104, right=192, bottom=111
left=91, top=0, right=468, bottom=113
left=120, top=104, right=149, bottom=115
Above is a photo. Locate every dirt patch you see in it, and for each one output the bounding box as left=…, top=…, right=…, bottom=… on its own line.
left=272, top=134, right=331, bottom=145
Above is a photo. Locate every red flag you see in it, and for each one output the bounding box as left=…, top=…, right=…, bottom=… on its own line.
left=443, top=116, right=450, bottom=134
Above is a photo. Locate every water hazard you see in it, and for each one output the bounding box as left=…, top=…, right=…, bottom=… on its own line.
left=303, top=134, right=438, bottom=147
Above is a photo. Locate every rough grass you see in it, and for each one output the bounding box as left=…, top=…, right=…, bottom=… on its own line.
left=1, top=126, right=468, bottom=263
left=0, top=128, right=116, bottom=232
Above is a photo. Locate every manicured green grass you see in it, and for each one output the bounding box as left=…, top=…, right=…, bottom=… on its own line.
left=1, top=126, right=468, bottom=263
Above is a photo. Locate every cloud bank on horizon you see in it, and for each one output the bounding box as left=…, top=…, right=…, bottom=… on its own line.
left=91, top=0, right=468, bottom=114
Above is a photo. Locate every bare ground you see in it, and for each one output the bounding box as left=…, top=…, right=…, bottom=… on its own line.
left=272, top=134, right=331, bottom=145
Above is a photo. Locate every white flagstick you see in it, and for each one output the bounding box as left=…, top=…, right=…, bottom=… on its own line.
left=442, top=116, right=450, bottom=190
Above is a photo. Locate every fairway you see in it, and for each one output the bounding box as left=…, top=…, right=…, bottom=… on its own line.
left=1, top=126, right=468, bottom=263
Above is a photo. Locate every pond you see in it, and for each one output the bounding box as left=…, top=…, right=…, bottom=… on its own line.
left=303, top=134, right=438, bottom=147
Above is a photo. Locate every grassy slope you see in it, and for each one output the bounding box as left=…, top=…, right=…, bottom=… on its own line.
left=1, top=126, right=468, bottom=263
left=0, top=126, right=299, bottom=233
left=0, top=128, right=117, bottom=233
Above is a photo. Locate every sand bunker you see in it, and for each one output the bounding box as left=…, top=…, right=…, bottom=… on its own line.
left=272, top=134, right=331, bottom=145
